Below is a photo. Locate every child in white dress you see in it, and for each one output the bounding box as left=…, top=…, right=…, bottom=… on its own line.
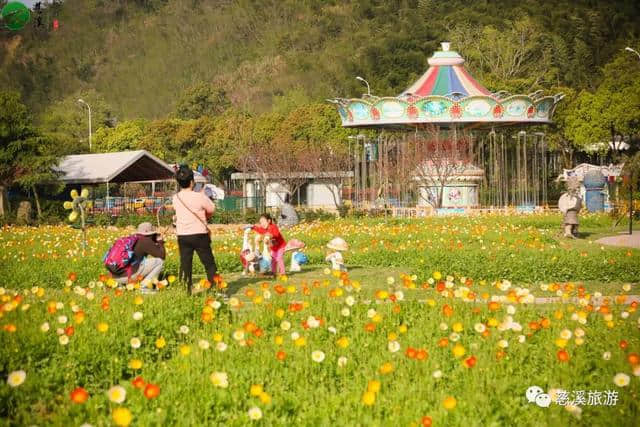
left=325, top=237, right=348, bottom=272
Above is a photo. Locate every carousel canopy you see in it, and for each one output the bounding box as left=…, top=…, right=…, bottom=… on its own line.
left=329, top=42, right=563, bottom=128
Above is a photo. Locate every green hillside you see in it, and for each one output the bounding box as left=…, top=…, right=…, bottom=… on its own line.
left=2, top=0, right=639, bottom=120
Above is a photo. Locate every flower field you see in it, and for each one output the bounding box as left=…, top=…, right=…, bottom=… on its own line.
left=1, top=214, right=639, bottom=426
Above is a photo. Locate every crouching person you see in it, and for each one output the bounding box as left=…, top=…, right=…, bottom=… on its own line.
left=104, top=222, right=166, bottom=292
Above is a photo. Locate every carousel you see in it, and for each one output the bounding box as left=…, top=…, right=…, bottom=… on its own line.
left=329, top=42, right=565, bottom=210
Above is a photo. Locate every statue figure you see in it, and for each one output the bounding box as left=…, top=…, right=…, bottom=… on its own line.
left=558, top=176, right=582, bottom=238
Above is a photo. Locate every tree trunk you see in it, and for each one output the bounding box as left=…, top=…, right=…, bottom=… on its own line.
left=32, top=185, right=42, bottom=219
left=0, top=184, right=11, bottom=218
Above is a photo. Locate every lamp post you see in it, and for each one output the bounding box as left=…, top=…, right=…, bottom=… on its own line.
left=77, top=99, right=92, bottom=152
left=624, top=47, right=639, bottom=235
left=355, top=76, right=371, bottom=97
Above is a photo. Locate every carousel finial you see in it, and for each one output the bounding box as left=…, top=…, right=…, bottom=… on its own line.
left=441, top=42, right=450, bottom=52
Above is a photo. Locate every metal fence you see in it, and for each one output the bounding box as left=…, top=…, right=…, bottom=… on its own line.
left=87, top=197, right=173, bottom=216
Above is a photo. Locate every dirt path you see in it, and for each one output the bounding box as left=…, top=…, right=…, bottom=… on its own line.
left=595, top=231, right=640, bottom=249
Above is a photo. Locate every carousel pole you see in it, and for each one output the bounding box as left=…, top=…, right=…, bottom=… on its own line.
left=542, top=135, right=548, bottom=207
left=502, top=133, right=507, bottom=207
left=523, top=132, right=528, bottom=205
left=362, top=137, right=367, bottom=208
left=516, top=133, right=521, bottom=206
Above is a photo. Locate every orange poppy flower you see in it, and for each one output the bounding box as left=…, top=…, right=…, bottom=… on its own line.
left=131, top=376, right=145, bottom=389
left=144, top=383, right=160, bottom=399
left=442, top=304, right=454, bottom=317
left=70, top=387, right=89, bottom=404
left=488, top=301, right=500, bottom=311
left=68, top=272, right=78, bottom=282
left=627, top=353, right=639, bottom=365
left=276, top=350, right=287, bottom=361
left=496, top=350, right=506, bottom=360
left=437, top=338, right=449, bottom=348
left=406, top=347, right=417, bottom=359
left=620, top=340, right=628, bottom=350
left=47, top=301, right=57, bottom=314
left=528, top=321, right=540, bottom=331
left=64, top=326, right=75, bottom=337
left=416, top=349, right=428, bottom=361
left=421, top=416, right=432, bottom=427
left=365, top=322, right=376, bottom=332
left=243, top=322, right=257, bottom=333
left=557, top=350, right=569, bottom=362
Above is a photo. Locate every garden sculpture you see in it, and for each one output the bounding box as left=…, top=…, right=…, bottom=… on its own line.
left=558, top=176, right=582, bottom=238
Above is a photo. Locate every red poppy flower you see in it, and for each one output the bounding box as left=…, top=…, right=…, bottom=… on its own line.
left=620, top=340, right=629, bottom=350
left=70, top=387, right=89, bottom=404
left=464, top=355, right=477, bottom=368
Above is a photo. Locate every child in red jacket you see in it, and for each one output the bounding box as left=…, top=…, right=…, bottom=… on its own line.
left=251, top=213, right=287, bottom=276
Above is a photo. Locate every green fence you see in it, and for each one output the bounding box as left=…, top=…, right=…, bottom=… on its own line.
left=216, top=196, right=264, bottom=212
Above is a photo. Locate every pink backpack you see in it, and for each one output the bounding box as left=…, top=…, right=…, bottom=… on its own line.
left=103, top=234, right=140, bottom=276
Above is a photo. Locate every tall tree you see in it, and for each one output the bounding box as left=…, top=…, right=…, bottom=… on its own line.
left=0, top=91, right=59, bottom=218
left=175, top=83, right=231, bottom=119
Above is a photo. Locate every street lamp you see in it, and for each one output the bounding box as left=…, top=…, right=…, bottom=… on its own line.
left=624, top=47, right=639, bottom=235
left=355, top=76, right=371, bottom=97
left=77, top=99, right=92, bottom=152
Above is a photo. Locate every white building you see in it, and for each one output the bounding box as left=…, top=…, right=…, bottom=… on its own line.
left=413, top=163, right=484, bottom=208
left=231, top=172, right=353, bottom=209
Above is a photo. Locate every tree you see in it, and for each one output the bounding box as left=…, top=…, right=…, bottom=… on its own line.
left=0, top=91, right=59, bottom=218
left=39, top=90, right=115, bottom=155
left=563, top=51, right=640, bottom=157
left=408, top=127, right=472, bottom=209
left=305, top=144, right=351, bottom=209
left=94, top=119, right=147, bottom=152
left=175, top=83, right=231, bottom=119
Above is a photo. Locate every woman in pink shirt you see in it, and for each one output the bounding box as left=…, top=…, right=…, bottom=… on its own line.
left=172, top=165, right=218, bottom=295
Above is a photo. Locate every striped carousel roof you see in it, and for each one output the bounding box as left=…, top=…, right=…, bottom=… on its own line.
left=402, top=42, right=492, bottom=98
left=328, top=42, right=564, bottom=127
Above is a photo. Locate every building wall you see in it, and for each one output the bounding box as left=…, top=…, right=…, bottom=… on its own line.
left=418, top=184, right=479, bottom=208
left=240, top=179, right=342, bottom=209
left=266, top=182, right=288, bottom=207
left=307, top=182, right=340, bottom=207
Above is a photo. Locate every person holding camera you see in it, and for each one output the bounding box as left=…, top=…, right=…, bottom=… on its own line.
left=172, top=165, right=218, bottom=295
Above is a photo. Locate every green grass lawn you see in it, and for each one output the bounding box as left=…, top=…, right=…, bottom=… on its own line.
left=0, top=214, right=639, bottom=426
